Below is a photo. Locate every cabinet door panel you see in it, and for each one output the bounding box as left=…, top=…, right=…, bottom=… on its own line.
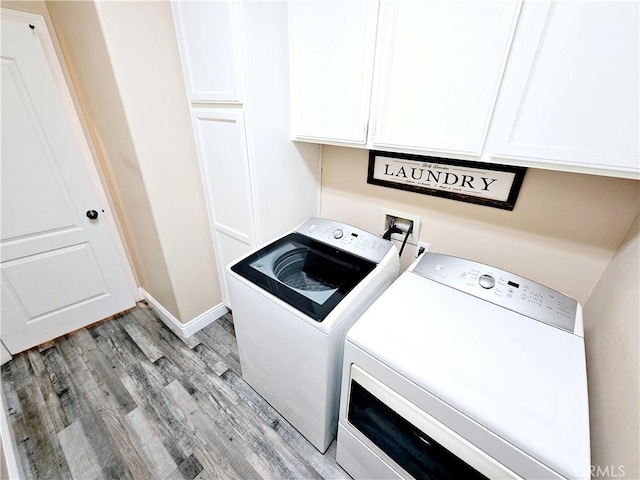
left=289, top=0, right=378, bottom=145
left=192, top=110, right=254, bottom=304
left=216, top=231, right=252, bottom=308
left=488, top=1, right=639, bottom=177
left=193, top=110, right=253, bottom=242
left=172, top=1, right=242, bottom=103
left=372, top=0, right=521, bottom=155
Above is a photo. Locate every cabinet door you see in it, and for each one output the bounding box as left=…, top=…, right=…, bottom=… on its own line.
left=172, top=1, right=242, bottom=103
left=289, top=0, right=378, bottom=145
left=192, top=109, right=255, bottom=306
left=372, top=0, right=521, bottom=156
left=488, top=1, right=639, bottom=178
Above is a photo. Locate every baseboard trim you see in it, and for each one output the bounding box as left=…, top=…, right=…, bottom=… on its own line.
left=138, top=288, right=228, bottom=338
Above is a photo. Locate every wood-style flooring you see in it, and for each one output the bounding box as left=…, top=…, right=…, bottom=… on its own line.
left=1, top=304, right=350, bottom=480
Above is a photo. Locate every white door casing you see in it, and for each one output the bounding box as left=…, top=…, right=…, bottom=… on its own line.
left=1, top=10, right=136, bottom=353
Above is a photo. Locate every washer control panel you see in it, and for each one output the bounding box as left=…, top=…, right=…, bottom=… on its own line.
left=296, top=218, right=394, bottom=264
left=412, top=252, right=578, bottom=334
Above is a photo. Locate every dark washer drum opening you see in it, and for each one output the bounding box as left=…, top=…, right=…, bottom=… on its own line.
left=275, top=248, right=343, bottom=292
left=231, top=232, right=376, bottom=322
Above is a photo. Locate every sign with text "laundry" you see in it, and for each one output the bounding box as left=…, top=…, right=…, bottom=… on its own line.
left=367, top=151, right=526, bottom=211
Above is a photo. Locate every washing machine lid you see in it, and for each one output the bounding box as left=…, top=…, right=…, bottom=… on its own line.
left=346, top=257, right=590, bottom=479
left=230, top=232, right=376, bottom=322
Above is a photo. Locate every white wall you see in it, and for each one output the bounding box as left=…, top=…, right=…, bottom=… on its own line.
left=46, top=0, right=222, bottom=321
left=94, top=0, right=221, bottom=320
left=44, top=0, right=177, bottom=313
left=584, top=213, right=639, bottom=479
left=241, top=1, right=321, bottom=244
left=321, top=146, right=639, bottom=305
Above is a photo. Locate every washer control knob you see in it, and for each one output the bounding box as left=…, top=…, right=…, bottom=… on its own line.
left=478, top=274, right=495, bottom=289
left=333, top=229, right=344, bottom=239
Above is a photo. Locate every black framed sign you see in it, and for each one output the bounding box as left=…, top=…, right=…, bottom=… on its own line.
left=367, top=150, right=527, bottom=211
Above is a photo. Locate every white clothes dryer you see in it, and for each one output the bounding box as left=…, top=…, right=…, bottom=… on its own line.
left=337, top=252, right=590, bottom=479
left=226, top=218, right=399, bottom=452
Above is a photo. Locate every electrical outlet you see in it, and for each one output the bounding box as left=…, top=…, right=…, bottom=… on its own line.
left=380, top=208, right=421, bottom=245
left=415, top=241, right=430, bottom=258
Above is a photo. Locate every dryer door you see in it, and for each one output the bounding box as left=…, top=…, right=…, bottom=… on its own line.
left=345, top=365, right=520, bottom=480
left=230, top=233, right=376, bottom=321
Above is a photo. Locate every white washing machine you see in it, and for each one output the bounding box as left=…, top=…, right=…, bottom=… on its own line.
left=226, top=218, right=399, bottom=452
left=337, top=252, right=590, bottom=479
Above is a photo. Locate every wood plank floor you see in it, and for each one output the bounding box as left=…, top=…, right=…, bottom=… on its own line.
left=1, top=304, right=350, bottom=480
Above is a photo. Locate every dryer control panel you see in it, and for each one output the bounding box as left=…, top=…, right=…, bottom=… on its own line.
left=296, top=218, right=394, bottom=264
left=412, top=253, right=578, bottom=334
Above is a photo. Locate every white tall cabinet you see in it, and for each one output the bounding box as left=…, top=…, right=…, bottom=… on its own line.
left=173, top=2, right=320, bottom=306
left=290, top=0, right=639, bottom=179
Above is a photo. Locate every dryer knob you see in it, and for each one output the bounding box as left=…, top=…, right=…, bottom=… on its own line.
left=333, top=229, right=344, bottom=239
left=479, top=274, right=495, bottom=289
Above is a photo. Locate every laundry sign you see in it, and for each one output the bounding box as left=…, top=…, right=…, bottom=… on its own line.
left=367, top=151, right=526, bottom=211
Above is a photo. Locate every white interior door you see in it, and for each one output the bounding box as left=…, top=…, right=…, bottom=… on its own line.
left=1, top=11, right=135, bottom=353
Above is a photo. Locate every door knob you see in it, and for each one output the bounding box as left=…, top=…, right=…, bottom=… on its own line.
left=86, top=210, right=99, bottom=220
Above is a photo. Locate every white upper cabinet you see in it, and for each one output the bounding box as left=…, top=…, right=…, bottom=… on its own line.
left=487, top=1, right=639, bottom=178
left=372, top=0, right=521, bottom=155
left=172, top=1, right=242, bottom=103
left=289, top=0, right=639, bottom=178
left=289, top=0, right=378, bottom=145
left=289, top=0, right=520, bottom=153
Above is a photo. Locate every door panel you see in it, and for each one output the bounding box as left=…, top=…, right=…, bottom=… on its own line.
left=488, top=1, right=639, bottom=174
left=2, top=60, right=77, bottom=240
left=1, top=12, right=135, bottom=353
left=372, top=0, right=521, bottom=155
left=289, top=0, right=378, bottom=144
left=172, top=1, right=242, bottom=103
left=191, top=108, right=255, bottom=306
left=2, top=244, right=108, bottom=318
left=1, top=59, right=79, bottom=248
left=194, top=110, right=253, bottom=240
